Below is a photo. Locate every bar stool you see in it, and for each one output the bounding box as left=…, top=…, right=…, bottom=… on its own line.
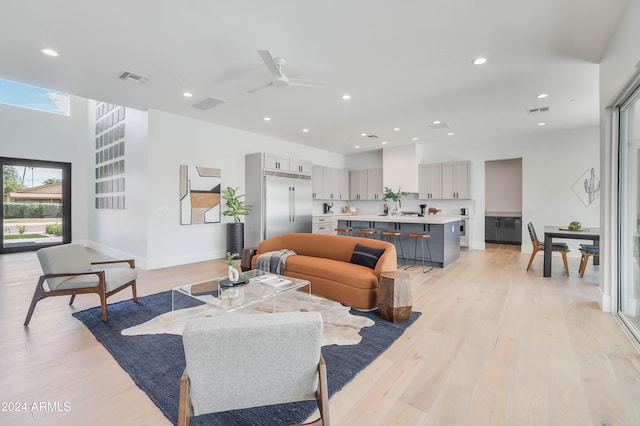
left=380, top=231, right=405, bottom=267
left=335, top=227, right=352, bottom=236
left=356, top=229, right=377, bottom=239
left=406, top=233, right=433, bottom=273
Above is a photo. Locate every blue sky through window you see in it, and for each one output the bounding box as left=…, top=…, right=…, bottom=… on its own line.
left=0, top=78, right=70, bottom=116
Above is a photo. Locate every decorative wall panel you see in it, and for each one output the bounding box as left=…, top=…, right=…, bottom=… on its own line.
left=179, top=164, right=221, bottom=224
left=94, top=102, right=126, bottom=209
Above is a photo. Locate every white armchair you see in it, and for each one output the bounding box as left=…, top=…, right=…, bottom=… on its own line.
left=179, top=312, right=329, bottom=426
left=24, top=243, right=138, bottom=326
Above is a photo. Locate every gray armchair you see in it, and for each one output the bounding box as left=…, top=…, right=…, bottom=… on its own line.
left=24, top=243, right=138, bottom=326
left=179, top=312, right=329, bottom=426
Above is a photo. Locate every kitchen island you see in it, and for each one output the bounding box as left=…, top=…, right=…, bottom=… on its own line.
left=334, top=214, right=460, bottom=268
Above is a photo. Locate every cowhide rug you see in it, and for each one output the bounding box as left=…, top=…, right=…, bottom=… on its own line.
left=122, top=290, right=375, bottom=346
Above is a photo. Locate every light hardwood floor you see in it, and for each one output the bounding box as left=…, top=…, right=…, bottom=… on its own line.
left=2, top=245, right=640, bottom=425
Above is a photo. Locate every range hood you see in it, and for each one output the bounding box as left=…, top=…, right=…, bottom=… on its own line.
left=382, top=145, right=421, bottom=193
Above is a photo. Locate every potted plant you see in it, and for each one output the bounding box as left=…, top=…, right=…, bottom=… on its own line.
left=221, top=186, right=251, bottom=259
left=383, top=186, right=409, bottom=217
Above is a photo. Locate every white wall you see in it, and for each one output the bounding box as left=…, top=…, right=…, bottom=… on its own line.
left=599, top=0, right=640, bottom=311
left=0, top=98, right=91, bottom=242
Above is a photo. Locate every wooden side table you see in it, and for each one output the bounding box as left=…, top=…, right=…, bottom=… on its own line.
left=378, top=271, right=412, bottom=322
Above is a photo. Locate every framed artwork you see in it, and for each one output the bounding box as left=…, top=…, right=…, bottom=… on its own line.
left=179, top=164, right=221, bottom=225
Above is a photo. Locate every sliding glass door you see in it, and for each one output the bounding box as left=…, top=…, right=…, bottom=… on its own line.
left=1, top=157, right=71, bottom=253
left=618, top=87, right=640, bottom=342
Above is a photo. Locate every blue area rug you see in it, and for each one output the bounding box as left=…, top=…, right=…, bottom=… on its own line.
left=73, top=291, right=420, bottom=425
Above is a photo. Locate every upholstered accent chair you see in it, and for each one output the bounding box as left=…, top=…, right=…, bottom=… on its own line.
left=526, top=222, right=570, bottom=275
left=24, top=243, right=138, bottom=326
left=179, top=312, right=329, bottom=426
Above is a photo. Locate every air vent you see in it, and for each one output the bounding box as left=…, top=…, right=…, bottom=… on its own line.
left=366, top=134, right=379, bottom=139
left=429, top=122, right=450, bottom=129
left=117, top=71, right=149, bottom=84
left=527, top=106, right=551, bottom=114
left=191, top=97, right=226, bottom=111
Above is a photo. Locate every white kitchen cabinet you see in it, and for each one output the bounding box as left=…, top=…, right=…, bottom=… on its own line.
left=312, top=215, right=337, bottom=235
left=335, top=168, right=350, bottom=200
left=367, top=168, right=384, bottom=200
left=442, top=161, right=470, bottom=199
left=350, top=169, right=368, bottom=200
left=312, top=164, right=324, bottom=199
left=264, top=153, right=311, bottom=175
left=418, top=163, right=443, bottom=199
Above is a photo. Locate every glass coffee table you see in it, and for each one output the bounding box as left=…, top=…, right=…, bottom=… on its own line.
left=171, top=269, right=310, bottom=317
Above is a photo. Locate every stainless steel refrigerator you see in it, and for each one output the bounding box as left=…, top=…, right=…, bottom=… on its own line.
left=245, top=153, right=312, bottom=247
left=264, top=173, right=312, bottom=238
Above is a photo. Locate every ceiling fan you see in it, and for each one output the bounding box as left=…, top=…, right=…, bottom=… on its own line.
left=247, top=50, right=327, bottom=93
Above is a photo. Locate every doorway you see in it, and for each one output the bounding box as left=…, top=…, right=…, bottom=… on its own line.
left=484, top=158, right=523, bottom=245
left=1, top=157, right=71, bottom=253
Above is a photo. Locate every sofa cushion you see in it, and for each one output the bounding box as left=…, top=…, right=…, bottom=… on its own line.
left=285, top=255, right=379, bottom=290
left=350, top=243, right=385, bottom=269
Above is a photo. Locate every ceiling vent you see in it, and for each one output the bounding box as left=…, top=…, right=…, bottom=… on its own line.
left=191, top=97, right=226, bottom=111
left=527, top=106, right=551, bottom=114
left=117, top=71, right=149, bottom=84
left=429, top=121, right=450, bottom=129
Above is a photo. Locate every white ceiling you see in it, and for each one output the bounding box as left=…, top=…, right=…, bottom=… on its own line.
left=0, top=0, right=629, bottom=154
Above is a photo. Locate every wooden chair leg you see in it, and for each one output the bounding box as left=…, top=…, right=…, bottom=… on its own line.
left=131, top=280, right=138, bottom=302
left=69, top=295, right=76, bottom=305
left=580, top=253, right=591, bottom=278
left=178, top=368, right=193, bottom=426
left=526, top=249, right=538, bottom=271
left=99, top=292, right=109, bottom=322
left=561, top=252, right=569, bottom=275
left=24, top=277, right=47, bottom=326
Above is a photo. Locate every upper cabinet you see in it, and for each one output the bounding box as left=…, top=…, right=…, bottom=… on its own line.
left=418, top=163, right=443, bottom=199
left=382, top=145, right=419, bottom=193
left=419, top=161, right=471, bottom=200
left=264, top=153, right=311, bottom=175
left=312, top=165, right=349, bottom=200
left=350, top=168, right=383, bottom=200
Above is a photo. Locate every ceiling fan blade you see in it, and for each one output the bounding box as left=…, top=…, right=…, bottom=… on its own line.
left=287, top=78, right=328, bottom=88
left=257, top=50, right=283, bottom=78
left=246, top=81, right=273, bottom=93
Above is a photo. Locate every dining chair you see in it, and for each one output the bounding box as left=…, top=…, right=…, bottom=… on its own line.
left=526, top=222, right=570, bottom=275
left=24, top=243, right=138, bottom=326
left=179, top=312, right=328, bottom=426
left=578, top=244, right=600, bottom=277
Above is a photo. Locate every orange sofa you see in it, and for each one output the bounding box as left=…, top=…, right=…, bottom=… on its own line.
left=246, top=233, right=397, bottom=310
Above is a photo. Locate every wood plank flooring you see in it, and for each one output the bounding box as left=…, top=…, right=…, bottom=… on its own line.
left=1, top=244, right=639, bottom=425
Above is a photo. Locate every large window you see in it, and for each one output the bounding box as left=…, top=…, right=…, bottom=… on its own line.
left=1, top=157, right=71, bottom=253
left=0, top=78, right=70, bottom=116
left=618, top=86, right=640, bottom=343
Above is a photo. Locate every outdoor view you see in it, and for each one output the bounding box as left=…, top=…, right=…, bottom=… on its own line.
left=3, top=164, right=63, bottom=249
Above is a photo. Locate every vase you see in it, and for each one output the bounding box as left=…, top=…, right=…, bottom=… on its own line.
left=226, top=223, right=244, bottom=260
left=390, top=200, right=401, bottom=218
left=228, top=265, right=239, bottom=283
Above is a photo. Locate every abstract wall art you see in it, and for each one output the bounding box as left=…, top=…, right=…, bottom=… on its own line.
left=179, top=165, right=221, bottom=224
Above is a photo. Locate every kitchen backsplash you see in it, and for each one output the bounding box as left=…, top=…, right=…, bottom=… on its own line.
left=313, top=194, right=476, bottom=216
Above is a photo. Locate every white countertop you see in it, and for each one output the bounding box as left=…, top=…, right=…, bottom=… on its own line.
left=314, top=213, right=460, bottom=224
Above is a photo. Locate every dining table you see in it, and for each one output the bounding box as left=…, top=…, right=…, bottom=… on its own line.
left=543, top=226, right=600, bottom=277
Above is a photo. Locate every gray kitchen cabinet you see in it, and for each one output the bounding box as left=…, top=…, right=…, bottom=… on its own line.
left=350, top=168, right=383, bottom=200
left=485, top=216, right=522, bottom=245
left=367, top=168, right=384, bottom=200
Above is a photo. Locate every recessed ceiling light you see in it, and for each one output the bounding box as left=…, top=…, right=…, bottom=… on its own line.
left=355, top=145, right=360, bottom=149
left=263, top=117, right=271, bottom=121
left=382, top=141, right=388, bottom=145
left=537, top=93, right=549, bottom=99
left=537, top=122, right=546, bottom=126
left=393, top=127, right=400, bottom=131
left=412, top=137, right=419, bottom=141
left=360, top=133, right=367, bottom=137
left=447, top=132, right=454, bottom=136
left=41, top=48, right=59, bottom=57
left=342, top=94, right=351, bottom=100
left=433, top=120, right=441, bottom=125
left=302, top=128, right=309, bottom=133
left=183, top=92, right=193, bottom=98
left=472, top=57, right=487, bottom=65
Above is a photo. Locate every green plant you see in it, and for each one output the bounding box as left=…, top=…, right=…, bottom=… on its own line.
left=383, top=186, right=409, bottom=202
left=226, top=251, right=239, bottom=266
left=16, top=224, right=27, bottom=234
left=46, top=223, right=63, bottom=236
left=221, top=187, right=251, bottom=223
